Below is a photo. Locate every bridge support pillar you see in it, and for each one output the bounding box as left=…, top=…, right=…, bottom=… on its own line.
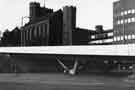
left=118, top=64, right=121, bottom=72
left=56, top=56, right=79, bottom=75
left=132, top=64, right=135, bottom=75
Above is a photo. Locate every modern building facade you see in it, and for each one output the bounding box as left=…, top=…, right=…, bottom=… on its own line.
left=113, top=0, right=135, bottom=44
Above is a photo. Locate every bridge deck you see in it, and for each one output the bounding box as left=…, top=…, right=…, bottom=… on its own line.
left=0, top=44, right=135, bottom=56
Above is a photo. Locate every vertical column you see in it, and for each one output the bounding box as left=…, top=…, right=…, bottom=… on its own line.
left=46, top=23, right=49, bottom=46
left=39, top=25, right=41, bottom=37
left=132, top=64, right=135, bottom=75
left=42, top=24, right=45, bottom=45
left=29, top=28, right=32, bottom=41
left=25, top=30, right=27, bottom=46
left=40, top=24, right=44, bottom=45
left=31, top=26, right=34, bottom=44
left=28, top=29, right=30, bottom=45
left=42, top=24, right=46, bottom=38
left=118, top=64, right=121, bottom=72
left=21, top=28, right=23, bottom=46
left=38, top=25, right=41, bottom=45
left=23, top=30, right=26, bottom=46
left=26, top=29, right=29, bottom=41
left=34, top=26, right=37, bottom=38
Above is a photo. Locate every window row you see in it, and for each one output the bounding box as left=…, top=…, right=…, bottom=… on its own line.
left=89, top=39, right=113, bottom=44
left=113, top=34, right=135, bottom=41
left=117, top=17, right=135, bottom=24
left=121, top=9, right=135, bottom=16
left=114, top=9, right=135, bottom=17
left=91, top=32, right=113, bottom=39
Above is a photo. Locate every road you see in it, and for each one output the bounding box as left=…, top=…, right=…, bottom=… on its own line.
left=0, top=73, right=134, bottom=90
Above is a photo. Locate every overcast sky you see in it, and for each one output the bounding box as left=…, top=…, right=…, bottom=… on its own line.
left=0, top=0, right=119, bottom=32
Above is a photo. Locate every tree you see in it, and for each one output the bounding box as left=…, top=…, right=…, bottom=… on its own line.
left=1, top=29, right=11, bottom=46
left=1, top=27, right=21, bottom=46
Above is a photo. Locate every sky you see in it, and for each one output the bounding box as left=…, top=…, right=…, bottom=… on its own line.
left=0, top=0, right=119, bottom=33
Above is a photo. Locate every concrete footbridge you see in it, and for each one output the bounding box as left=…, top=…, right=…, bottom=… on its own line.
left=0, top=44, right=134, bottom=56
left=0, top=44, right=135, bottom=75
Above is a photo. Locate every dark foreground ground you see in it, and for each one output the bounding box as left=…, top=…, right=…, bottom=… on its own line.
left=0, top=73, right=135, bottom=90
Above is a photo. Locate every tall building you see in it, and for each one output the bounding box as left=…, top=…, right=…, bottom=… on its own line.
left=30, top=2, right=40, bottom=22
left=63, top=6, right=76, bottom=45
left=14, top=1, right=96, bottom=46
left=113, top=0, right=135, bottom=44
left=21, top=2, right=63, bottom=46
left=48, top=9, right=63, bottom=46
left=29, top=2, right=53, bottom=23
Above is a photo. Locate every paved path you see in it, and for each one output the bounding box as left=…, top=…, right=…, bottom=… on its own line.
left=0, top=73, right=134, bottom=90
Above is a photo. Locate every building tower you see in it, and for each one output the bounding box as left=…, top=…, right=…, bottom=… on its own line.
left=63, top=6, right=76, bottom=45
left=29, top=2, right=40, bottom=22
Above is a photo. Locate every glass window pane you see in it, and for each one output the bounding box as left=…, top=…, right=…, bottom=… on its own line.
left=128, top=18, right=131, bottom=23
left=132, top=17, right=135, bottom=22
left=128, top=10, right=131, bottom=14
left=132, top=9, right=135, bottom=14
left=121, top=12, right=124, bottom=16
left=124, top=11, right=127, bottom=15
left=125, top=19, right=128, bottom=23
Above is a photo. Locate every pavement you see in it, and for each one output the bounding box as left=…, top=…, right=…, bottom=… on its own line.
left=0, top=73, right=134, bottom=90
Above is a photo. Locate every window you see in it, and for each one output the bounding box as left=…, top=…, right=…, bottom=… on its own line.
left=108, top=32, right=113, bottom=36
left=104, top=39, right=113, bottom=43
left=124, top=11, right=128, bottom=15
left=125, top=35, right=128, bottom=40
left=128, top=18, right=131, bottom=23
left=117, top=36, right=120, bottom=41
left=132, top=9, right=135, bottom=14
left=99, top=40, right=103, bottom=43
left=121, top=12, right=124, bottom=16
left=121, top=36, right=124, bottom=40
left=91, top=35, right=95, bottom=39
left=114, top=37, right=117, bottom=41
left=128, top=35, right=131, bottom=39
left=132, top=35, right=135, bottom=39
left=131, top=17, right=135, bottom=22
left=117, top=20, right=120, bottom=24
left=125, top=19, right=128, bottom=23
left=121, top=20, right=124, bottom=24
left=128, top=9, right=131, bottom=14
